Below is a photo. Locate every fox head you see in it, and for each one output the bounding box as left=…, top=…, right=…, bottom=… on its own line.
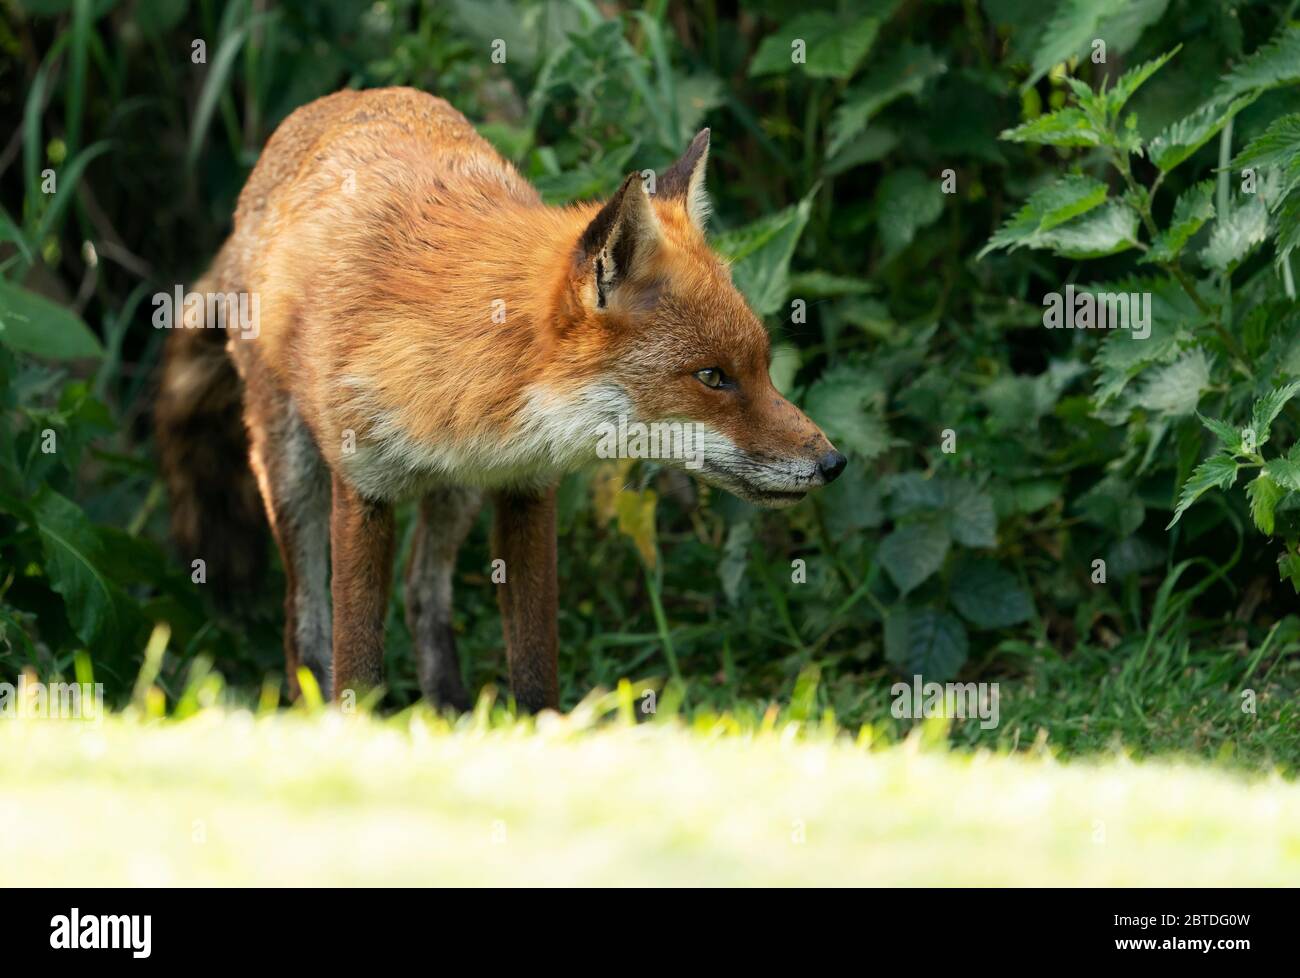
left=558, top=129, right=846, bottom=508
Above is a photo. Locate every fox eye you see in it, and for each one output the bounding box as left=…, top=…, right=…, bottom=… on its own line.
left=694, top=367, right=728, bottom=389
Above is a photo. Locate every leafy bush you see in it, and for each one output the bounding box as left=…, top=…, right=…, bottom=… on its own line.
left=984, top=31, right=1300, bottom=592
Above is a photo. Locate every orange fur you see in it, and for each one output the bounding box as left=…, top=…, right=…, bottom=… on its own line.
left=161, top=87, right=845, bottom=709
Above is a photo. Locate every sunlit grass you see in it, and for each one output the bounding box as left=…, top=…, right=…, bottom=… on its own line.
left=4, top=685, right=1299, bottom=886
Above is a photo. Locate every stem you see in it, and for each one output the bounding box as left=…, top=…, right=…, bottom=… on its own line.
left=1164, top=262, right=1213, bottom=318
left=642, top=558, right=680, bottom=684
left=1110, top=146, right=1246, bottom=363
left=127, top=480, right=163, bottom=537
left=1217, top=118, right=1235, bottom=327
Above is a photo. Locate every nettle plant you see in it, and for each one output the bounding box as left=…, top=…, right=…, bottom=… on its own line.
left=983, top=26, right=1300, bottom=592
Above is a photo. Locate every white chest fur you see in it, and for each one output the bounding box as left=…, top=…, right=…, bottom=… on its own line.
left=340, top=379, right=632, bottom=500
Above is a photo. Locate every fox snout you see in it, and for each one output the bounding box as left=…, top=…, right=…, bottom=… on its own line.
left=818, top=449, right=848, bottom=483
left=691, top=392, right=847, bottom=508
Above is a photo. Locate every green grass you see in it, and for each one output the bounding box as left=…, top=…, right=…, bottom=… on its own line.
left=4, top=687, right=1300, bottom=886
left=926, top=639, right=1300, bottom=771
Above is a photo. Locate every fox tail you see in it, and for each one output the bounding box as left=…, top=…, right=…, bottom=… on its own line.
left=154, top=255, right=265, bottom=602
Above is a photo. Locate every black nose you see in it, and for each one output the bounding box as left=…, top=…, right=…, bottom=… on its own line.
left=818, top=450, right=847, bottom=484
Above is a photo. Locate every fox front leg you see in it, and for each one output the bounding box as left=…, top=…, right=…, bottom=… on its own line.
left=491, top=487, right=559, bottom=712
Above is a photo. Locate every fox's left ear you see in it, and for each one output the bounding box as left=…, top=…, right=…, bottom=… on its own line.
left=578, top=172, right=661, bottom=310
left=657, top=128, right=710, bottom=229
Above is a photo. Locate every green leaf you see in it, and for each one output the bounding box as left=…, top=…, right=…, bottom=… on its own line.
left=950, top=558, right=1034, bottom=629
left=1216, top=24, right=1300, bottom=101
left=1142, top=181, right=1214, bottom=264
left=0, top=278, right=103, bottom=360
left=714, top=193, right=813, bottom=317
left=1036, top=201, right=1139, bottom=259
left=884, top=474, right=997, bottom=547
left=1035, top=175, right=1111, bottom=231
left=1136, top=349, right=1211, bottom=417
left=1061, top=76, right=1095, bottom=103
left=1264, top=456, right=1300, bottom=492
left=803, top=365, right=892, bottom=461
left=885, top=607, right=968, bottom=681
left=534, top=144, right=636, bottom=204
left=985, top=195, right=1140, bottom=262
left=879, top=520, right=950, bottom=594
left=1000, top=479, right=1063, bottom=516
left=1279, top=542, right=1300, bottom=594
left=999, top=107, right=1105, bottom=148
left=187, top=13, right=277, bottom=167
left=1147, top=94, right=1257, bottom=173
left=786, top=271, right=877, bottom=298
left=1197, top=412, right=1244, bottom=452
left=0, top=204, right=33, bottom=265
left=0, top=608, right=38, bottom=663
left=718, top=520, right=753, bottom=605
left=674, top=74, right=725, bottom=137
left=1251, top=380, right=1300, bottom=446
left=823, top=126, right=899, bottom=175
left=23, top=45, right=52, bottom=209
left=1090, top=275, right=1199, bottom=406
left=887, top=472, right=947, bottom=517
left=1078, top=476, right=1146, bottom=537
left=477, top=121, right=534, bottom=162
left=1231, top=113, right=1300, bottom=173
left=1102, top=47, right=1180, bottom=117
left=875, top=167, right=945, bottom=258
left=32, top=141, right=111, bottom=246
left=1106, top=535, right=1166, bottom=579
left=944, top=480, right=997, bottom=548
left=451, top=0, right=584, bottom=75
left=827, top=44, right=945, bottom=157
left=1025, top=0, right=1169, bottom=90
left=1247, top=473, right=1284, bottom=535
left=29, top=487, right=123, bottom=651
left=749, top=9, right=891, bottom=80
left=822, top=464, right=884, bottom=535
left=1274, top=189, right=1300, bottom=270
left=1167, top=453, right=1239, bottom=528
left=979, top=175, right=1110, bottom=257
left=768, top=343, right=799, bottom=395
left=1201, top=196, right=1270, bottom=272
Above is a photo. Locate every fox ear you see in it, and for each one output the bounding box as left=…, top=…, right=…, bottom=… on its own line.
left=657, top=128, right=710, bottom=228
left=578, top=173, right=660, bottom=310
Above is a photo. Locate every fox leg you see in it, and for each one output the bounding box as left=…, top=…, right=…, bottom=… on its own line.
left=404, top=487, right=482, bottom=710
left=245, top=395, right=333, bottom=699
left=330, top=474, right=396, bottom=700
left=491, top=487, right=559, bottom=712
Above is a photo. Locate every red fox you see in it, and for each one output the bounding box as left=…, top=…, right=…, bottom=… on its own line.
left=157, top=87, right=845, bottom=712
